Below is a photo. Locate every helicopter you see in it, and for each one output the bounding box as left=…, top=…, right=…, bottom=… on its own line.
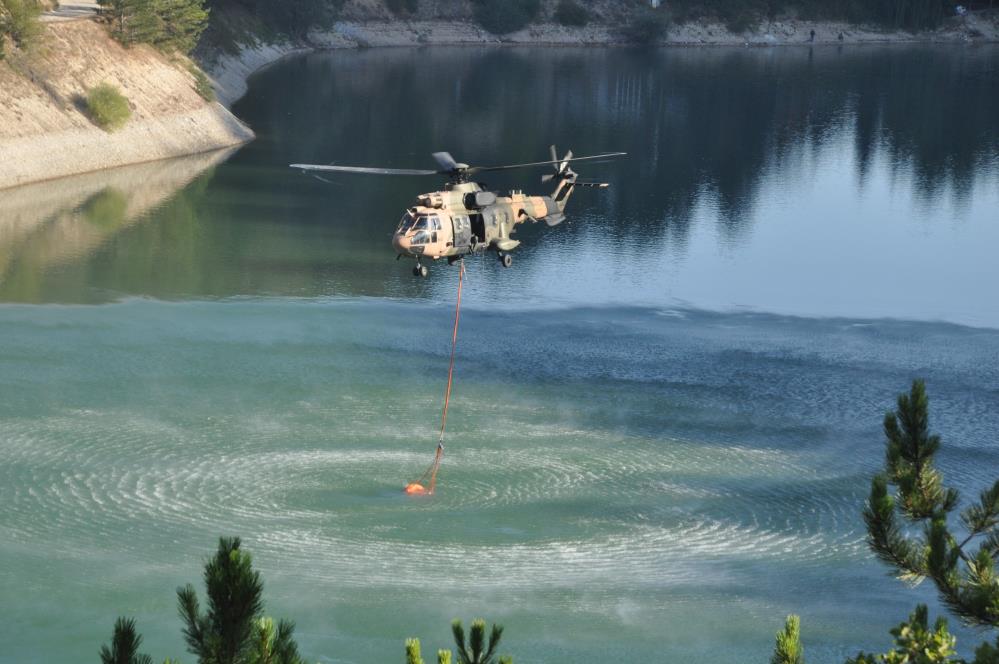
left=290, top=146, right=625, bottom=277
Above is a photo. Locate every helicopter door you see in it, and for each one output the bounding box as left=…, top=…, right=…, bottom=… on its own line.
left=469, top=213, right=486, bottom=246
left=452, top=214, right=472, bottom=249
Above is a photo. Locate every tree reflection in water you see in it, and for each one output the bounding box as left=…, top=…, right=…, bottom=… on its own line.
left=2, top=45, right=996, bottom=305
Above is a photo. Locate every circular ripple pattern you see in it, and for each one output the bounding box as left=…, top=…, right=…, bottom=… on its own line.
left=1, top=404, right=867, bottom=591
left=2, top=298, right=998, bottom=664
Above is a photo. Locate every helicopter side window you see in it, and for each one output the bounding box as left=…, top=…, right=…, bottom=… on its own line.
left=431, top=216, right=441, bottom=231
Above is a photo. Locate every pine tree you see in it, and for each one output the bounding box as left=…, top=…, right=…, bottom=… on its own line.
left=177, top=536, right=265, bottom=664
left=769, top=380, right=999, bottom=664
left=451, top=619, right=511, bottom=664
left=100, top=617, right=154, bottom=664
left=407, top=620, right=510, bottom=664
left=864, top=380, right=999, bottom=628
left=154, top=0, right=208, bottom=53
left=99, top=0, right=206, bottom=52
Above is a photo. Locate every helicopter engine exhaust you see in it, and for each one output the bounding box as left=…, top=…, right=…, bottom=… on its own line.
left=462, top=191, right=498, bottom=209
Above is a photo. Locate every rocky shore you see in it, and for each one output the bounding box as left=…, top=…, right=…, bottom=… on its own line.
left=203, top=10, right=999, bottom=107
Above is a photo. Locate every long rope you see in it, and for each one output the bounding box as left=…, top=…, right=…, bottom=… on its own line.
left=409, top=259, right=465, bottom=494
left=439, top=258, right=465, bottom=444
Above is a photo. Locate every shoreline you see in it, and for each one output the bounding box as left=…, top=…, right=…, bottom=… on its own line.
left=2, top=13, right=996, bottom=190
left=206, top=13, right=999, bottom=108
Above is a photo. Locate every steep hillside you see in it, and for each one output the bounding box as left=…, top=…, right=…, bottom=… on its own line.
left=0, top=19, right=252, bottom=189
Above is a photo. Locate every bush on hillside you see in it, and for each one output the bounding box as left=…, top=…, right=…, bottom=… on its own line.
left=554, top=0, right=588, bottom=27
left=471, top=0, right=540, bottom=35
left=86, top=83, right=132, bottom=131
left=621, top=9, right=667, bottom=45
left=0, top=0, right=43, bottom=53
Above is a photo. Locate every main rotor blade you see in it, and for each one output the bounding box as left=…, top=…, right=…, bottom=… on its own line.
left=467, top=152, right=626, bottom=174
left=290, top=163, right=438, bottom=176
left=432, top=152, right=460, bottom=171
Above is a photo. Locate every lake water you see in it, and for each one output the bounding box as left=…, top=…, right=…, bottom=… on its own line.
left=1, top=45, right=998, bottom=663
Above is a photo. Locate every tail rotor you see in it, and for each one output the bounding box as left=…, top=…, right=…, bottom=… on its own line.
left=541, top=145, right=576, bottom=184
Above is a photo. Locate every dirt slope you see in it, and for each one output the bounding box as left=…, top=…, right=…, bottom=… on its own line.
left=0, top=20, right=253, bottom=189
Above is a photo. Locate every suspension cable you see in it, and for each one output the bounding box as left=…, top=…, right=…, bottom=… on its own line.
left=405, top=259, right=465, bottom=495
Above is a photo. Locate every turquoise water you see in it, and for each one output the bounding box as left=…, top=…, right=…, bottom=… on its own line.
left=2, top=45, right=999, bottom=663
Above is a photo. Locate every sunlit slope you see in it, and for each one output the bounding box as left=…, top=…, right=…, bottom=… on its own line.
left=0, top=21, right=252, bottom=188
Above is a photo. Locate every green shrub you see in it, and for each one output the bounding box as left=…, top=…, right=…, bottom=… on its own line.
left=554, top=0, right=587, bottom=27
left=385, top=0, right=418, bottom=15
left=471, top=0, right=540, bottom=35
left=189, top=63, right=215, bottom=101
left=621, top=9, right=667, bottom=45
left=1, top=0, right=44, bottom=52
left=86, top=83, right=132, bottom=131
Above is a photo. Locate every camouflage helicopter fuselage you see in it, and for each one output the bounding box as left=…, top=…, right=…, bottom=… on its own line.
left=392, top=177, right=574, bottom=266
left=291, top=146, right=621, bottom=276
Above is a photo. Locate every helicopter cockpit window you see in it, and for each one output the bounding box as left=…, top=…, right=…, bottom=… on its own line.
left=431, top=216, right=441, bottom=230
left=398, top=213, right=416, bottom=232
left=413, top=216, right=429, bottom=231
left=410, top=231, right=431, bottom=245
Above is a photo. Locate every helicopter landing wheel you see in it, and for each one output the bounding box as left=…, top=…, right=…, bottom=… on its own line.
left=500, top=253, right=513, bottom=268
left=413, top=264, right=429, bottom=278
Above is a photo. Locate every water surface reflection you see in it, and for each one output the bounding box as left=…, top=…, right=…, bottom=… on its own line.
left=1, top=45, right=996, bottom=325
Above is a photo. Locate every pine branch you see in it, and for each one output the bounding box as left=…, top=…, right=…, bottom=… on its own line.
left=962, top=480, right=999, bottom=538
left=272, top=619, right=301, bottom=664
left=177, top=584, right=207, bottom=659
left=864, top=474, right=926, bottom=580
left=482, top=622, right=503, bottom=664
left=883, top=381, right=955, bottom=521
left=770, top=615, right=803, bottom=664
left=406, top=638, right=424, bottom=664
left=100, top=617, right=154, bottom=664
left=983, top=531, right=999, bottom=559
left=469, top=620, right=485, bottom=663
left=953, top=549, right=999, bottom=627
left=451, top=620, right=469, bottom=664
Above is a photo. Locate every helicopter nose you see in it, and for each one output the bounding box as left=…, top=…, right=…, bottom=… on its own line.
left=392, top=232, right=411, bottom=254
